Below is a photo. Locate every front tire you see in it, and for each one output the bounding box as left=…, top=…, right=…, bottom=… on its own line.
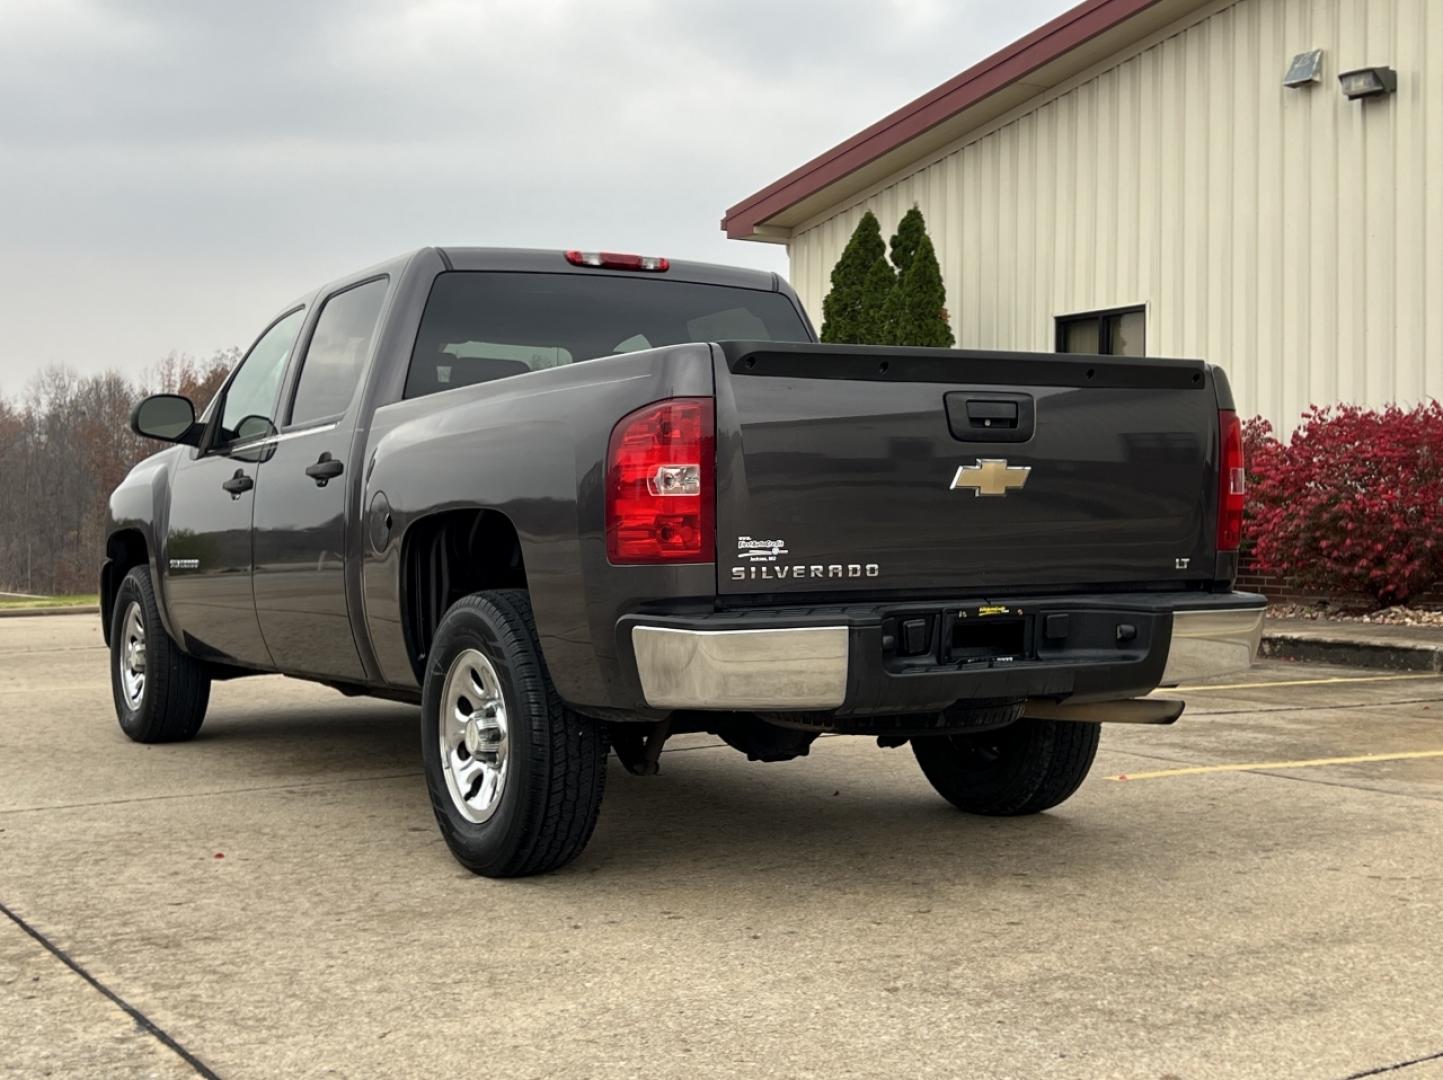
left=912, top=718, right=1099, bottom=816
left=421, top=590, right=607, bottom=877
left=109, top=566, right=211, bottom=743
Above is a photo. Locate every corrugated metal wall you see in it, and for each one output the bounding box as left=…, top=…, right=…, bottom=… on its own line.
left=785, top=0, right=1443, bottom=426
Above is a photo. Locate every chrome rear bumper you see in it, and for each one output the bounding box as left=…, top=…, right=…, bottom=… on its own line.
left=631, top=626, right=849, bottom=710
left=1157, top=606, right=1266, bottom=686
left=629, top=600, right=1264, bottom=712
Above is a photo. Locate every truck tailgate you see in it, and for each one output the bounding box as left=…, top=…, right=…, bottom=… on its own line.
left=713, top=342, right=1220, bottom=597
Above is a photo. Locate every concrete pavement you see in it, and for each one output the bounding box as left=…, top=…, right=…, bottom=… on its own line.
left=3, top=614, right=1443, bottom=1079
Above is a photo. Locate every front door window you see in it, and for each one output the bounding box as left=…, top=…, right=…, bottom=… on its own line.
left=217, top=309, right=305, bottom=447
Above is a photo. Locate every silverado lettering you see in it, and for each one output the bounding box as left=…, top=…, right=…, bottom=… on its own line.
left=730, top=564, right=880, bottom=581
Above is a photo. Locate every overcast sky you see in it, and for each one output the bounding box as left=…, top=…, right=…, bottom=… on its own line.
left=0, top=0, right=1073, bottom=392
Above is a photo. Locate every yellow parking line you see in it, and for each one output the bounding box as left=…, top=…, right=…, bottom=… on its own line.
left=1108, top=749, right=1443, bottom=781
left=1176, top=673, right=1443, bottom=692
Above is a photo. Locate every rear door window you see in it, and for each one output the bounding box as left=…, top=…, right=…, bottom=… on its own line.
left=289, top=278, right=388, bottom=425
left=404, top=272, right=809, bottom=399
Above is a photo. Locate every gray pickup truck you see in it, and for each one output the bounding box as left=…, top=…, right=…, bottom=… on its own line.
left=105, top=246, right=1263, bottom=876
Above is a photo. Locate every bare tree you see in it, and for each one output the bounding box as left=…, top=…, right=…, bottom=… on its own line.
left=0, top=349, right=238, bottom=595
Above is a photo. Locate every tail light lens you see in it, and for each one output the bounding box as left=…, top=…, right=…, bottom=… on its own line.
left=606, top=398, right=715, bottom=564
left=1217, top=409, right=1245, bottom=552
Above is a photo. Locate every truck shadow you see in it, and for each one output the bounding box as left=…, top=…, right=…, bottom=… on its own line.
left=190, top=702, right=1132, bottom=888
left=572, top=740, right=1129, bottom=891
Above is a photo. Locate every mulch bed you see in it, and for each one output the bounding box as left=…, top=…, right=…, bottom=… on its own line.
left=1266, top=602, right=1443, bottom=627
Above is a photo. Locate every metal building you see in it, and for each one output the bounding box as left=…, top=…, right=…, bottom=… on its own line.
left=723, top=0, right=1443, bottom=427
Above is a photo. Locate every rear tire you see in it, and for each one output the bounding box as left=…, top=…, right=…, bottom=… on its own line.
left=109, top=566, right=211, bottom=743
left=912, top=718, right=1099, bottom=816
left=421, top=590, right=607, bottom=877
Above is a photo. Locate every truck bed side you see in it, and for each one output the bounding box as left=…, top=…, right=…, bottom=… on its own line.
left=359, top=343, right=717, bottom=709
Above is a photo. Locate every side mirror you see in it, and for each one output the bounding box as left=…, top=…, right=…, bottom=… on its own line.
left=233, top=414, right=276, bottom=444
left=131, top=394, right=199, bottom=445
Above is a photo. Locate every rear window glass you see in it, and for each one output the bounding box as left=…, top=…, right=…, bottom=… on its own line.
left=404, top=271, right=809, bottom=399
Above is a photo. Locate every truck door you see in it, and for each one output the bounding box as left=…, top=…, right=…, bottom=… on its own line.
left=163, top=307, right=305, bottom=667
left=250, top=277, right=388, bottom=681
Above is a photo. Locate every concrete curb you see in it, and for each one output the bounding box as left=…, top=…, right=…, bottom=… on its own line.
left=0, top=606, right=99, bottom=619
left=1261, top=630, right=1443, bottom=673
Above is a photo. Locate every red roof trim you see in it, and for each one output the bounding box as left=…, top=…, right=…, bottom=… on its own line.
left=722, top=0, right=1165, bottom=239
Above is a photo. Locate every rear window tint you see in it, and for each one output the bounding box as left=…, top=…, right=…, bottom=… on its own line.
left=404, top=272, right=808, bottom=399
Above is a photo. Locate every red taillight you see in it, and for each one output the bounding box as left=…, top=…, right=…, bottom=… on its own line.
left=1217, top=409, right=1245, bottom=552
left=564, top=250, right=670, bottom=272
left=606, top=398, right=714, bottom=564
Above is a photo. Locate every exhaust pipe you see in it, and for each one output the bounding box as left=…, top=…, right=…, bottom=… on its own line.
left=1023, top=697, right=1185, bottom=725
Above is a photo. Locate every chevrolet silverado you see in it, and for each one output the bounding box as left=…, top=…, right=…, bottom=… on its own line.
left=104, top=246, right=1264, bottom=876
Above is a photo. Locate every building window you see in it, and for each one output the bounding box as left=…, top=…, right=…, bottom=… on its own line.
left=1056, top=306, right=1146, bottom=357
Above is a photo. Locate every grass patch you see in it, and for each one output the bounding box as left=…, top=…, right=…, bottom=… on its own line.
left=0, top=594, right=99, bottom=610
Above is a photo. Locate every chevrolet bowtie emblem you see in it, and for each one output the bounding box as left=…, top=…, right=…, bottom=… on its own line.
left=950, top=458, right=1031, bottom=497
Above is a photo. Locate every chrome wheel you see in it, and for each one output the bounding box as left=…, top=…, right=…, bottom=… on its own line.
left=119, top=601, right=146, bottom=710
left=439, top=648, right=510, bottom=824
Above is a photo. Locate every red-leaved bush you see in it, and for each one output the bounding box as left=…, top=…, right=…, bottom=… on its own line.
left=1246, top=403, right=1443, bottom=607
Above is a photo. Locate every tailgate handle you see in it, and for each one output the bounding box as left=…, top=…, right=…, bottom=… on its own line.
left=965, top=400, right=1018, bottom=428
left=945, top=392, right=1035, bottom=443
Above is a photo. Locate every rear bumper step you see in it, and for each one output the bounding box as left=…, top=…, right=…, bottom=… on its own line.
left=625, top=594, right=1264, bottom=715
